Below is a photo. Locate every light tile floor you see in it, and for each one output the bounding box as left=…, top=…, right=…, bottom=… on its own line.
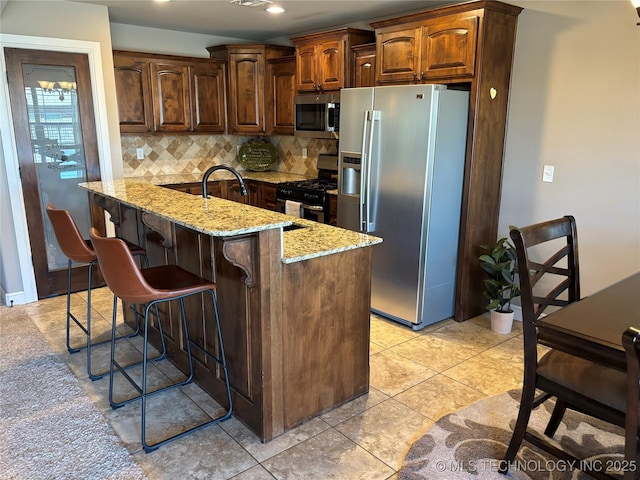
left=21, top=287, right=525, bottom=480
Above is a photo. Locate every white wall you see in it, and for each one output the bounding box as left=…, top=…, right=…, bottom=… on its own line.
left=502, top=0, right=640, bottom=296
left=0, top=132, right=23, bottom=305
left=110, top=23, right=247, bottom=57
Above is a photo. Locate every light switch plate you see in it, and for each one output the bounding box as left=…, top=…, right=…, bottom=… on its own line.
left=302, top=148, right=307, bottom=158
left=136, top=148, right=144, bottom=160
left=542, top=165, right=554, bottom=183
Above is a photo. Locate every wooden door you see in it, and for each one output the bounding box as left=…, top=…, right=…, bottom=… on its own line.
left=267, top=56, right=296, bottom=135
left=113, top=55, right=152, bottom=133
left=228, top=53, right=265, bottom=134
left=421, top=15, right=478, bottom=80
left=376, top=24, right=422, bottom=84
left=260, top=183, right=277, bottom=211
left=226, top=180, right=260, bottom=205
left=353, top=43, right=377, bottom=88
left=295, top=43, right=318, bottom=93
left=190, top=62, right=227, bottom=133
left=4, top=48, right=105, bottom=298
left=317, top=39, right=344, bottom=91
left=150, top=62, right=191, bottom=132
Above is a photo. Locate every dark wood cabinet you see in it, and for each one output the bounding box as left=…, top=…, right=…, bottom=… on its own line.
left=113, top=51, right=227, bottom=134
left=266, top=56, right=296, bottom=135
left=260, top=183, right=277, bottom=211
left=227, top=179, right=261, bottom=205
left=371, top=1, right=523, bottom=322
left=328, top=194, right=337, bottom=226
left=190, top=63, right=227, bottom=133
left=291, top=28, right=374, bottom=93
left=207, top=45, right=294, bottom=135
left=150, top=62, right=191, bottom=132
left=113, top=56, right=153, bottom=133
left=352, top=43, right=377, bottom=88
left=375, top=23, right=423, bottom=84
left=375, top=13, right=478, bottom=84
left=421, top=14, right=478, bottom=81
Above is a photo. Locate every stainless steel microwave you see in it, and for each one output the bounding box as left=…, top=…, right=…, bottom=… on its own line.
left=294, top=93, right=340, bottom=139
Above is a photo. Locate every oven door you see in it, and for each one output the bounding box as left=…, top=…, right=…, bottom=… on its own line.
left=276, top=199, right=325, bottom=223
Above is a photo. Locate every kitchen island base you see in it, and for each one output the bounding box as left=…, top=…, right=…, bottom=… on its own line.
left=94, top=195, right=373, bottom=442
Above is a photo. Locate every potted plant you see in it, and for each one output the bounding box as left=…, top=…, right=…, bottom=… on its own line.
left=479, top=237, right=520, bottom=334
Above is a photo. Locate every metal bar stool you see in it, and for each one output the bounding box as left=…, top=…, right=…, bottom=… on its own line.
left=46, top=204, right=148, bottom=380
left=89, top=228, right=233, bottom=453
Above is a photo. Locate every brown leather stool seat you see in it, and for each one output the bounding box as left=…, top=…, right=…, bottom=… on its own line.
left=89, top=228, right=232, bottom=453
left=46, top=204, right=147, bottom=380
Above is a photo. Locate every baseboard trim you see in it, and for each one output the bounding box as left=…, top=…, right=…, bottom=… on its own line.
left=1, top=286, right=27, bottom=306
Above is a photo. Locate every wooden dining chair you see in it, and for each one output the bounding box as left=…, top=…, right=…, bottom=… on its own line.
left=622, top=327, right=640, bottom=480
left=500, top=216, right=627, bottom=479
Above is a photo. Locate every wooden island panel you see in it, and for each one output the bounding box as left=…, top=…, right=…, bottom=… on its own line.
left=281, top=248, right=371, bottom=428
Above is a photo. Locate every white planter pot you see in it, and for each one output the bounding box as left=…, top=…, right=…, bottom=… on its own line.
left=490, top=309, right=514, bottom=334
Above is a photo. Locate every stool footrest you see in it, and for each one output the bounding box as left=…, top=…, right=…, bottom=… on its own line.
left=109, top=354, right=173, bottom=408
left=188, top=340, right=225, bottom=367
left=143, top=408, right=232, bottom=453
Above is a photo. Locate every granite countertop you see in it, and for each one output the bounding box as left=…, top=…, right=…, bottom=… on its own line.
left=80, top=179, right=381, bottom=264
left=133, top=171, right=315, bottom=186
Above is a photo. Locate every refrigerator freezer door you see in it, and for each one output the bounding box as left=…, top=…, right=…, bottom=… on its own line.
left=337, top=88, right=374, bottom=232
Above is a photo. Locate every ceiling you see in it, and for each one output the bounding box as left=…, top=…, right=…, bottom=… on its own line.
left=68, top=0, right=452, bottom=42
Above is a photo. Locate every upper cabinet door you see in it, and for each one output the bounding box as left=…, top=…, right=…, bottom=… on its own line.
left=190, top=63, right=227, bottom=133
left=421, top=15, right=478, bottom=80
left=229, top=53, right=265, bottom=134
left=113, top=56, right=152, bottom=133
left=296, top=44, right=317, bottom=93
left=267, top=56, right=296, bottom=135
left=293, top=29, right=374, bottom=92
left=353, top=43, right=377, bottom=88
left=150, top=63, right=191, bottom=132
left=316, top=39, right=344, bottom=91
left=375, top=24, right=422, bottom=84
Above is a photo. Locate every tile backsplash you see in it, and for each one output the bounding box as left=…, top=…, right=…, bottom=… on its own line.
left=121, top=134, right=338, bottom=178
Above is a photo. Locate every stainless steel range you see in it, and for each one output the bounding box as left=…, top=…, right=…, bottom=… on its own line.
left=275, top=154, right=338, bottom=223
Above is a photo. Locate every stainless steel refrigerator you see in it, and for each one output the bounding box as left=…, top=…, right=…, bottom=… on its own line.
left=337, top=84, right=469, bottom=329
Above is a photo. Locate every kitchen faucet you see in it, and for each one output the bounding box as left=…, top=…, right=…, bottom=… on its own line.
left=201, top=165, right=248, bottom=199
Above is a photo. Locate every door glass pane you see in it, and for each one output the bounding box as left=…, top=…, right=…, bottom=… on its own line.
left=21, top=64, right=91, bottom=271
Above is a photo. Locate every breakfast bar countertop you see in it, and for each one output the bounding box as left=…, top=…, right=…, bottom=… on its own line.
left=80, top=179, right=381, bottom=264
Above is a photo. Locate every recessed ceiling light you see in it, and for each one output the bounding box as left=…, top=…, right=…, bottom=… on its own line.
left=154, top=0, right=171, bottom=3
left=266, top=5, right=285, bottom=14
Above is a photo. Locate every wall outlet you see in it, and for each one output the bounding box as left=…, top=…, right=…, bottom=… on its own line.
left=302, top=147, right=307, bottom=158
left=136, top=148, right=144, bottom=160
left=542, top=165, right=554, bottom=183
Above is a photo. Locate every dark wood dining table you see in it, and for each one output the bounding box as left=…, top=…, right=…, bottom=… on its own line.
left=536, top=272, right=640, bottom=372
left=535, top=272, right=640, bottom=479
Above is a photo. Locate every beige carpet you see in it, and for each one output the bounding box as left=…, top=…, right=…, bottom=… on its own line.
left=399, top=390, right=625, bottom=479
left=0, top=305, right=146, bottom=480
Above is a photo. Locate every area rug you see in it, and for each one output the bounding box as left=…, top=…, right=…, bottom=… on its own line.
left=399, top=390, right=625, bottom=479
left=0, top=305, right=146, bottom=480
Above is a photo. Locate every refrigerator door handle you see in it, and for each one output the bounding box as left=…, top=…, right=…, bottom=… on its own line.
left=359, top=111, right=370, bottom=232
left=363, top=110, right=379, bottom=232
